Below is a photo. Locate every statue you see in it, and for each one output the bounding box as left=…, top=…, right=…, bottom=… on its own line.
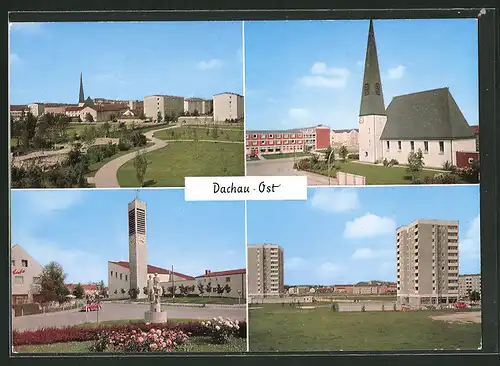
left=144, top=273, right=167, bottom=324
left=147, top=275, right=154, bottom=302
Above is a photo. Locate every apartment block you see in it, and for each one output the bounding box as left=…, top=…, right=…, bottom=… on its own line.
left=213, top=92, right=244, bottom=122
left=248, top=244, right=284, bottom=298
left=397, top=220, right=459, bottom=306
left=458, top=274, right=481, bottom=300
left=144, top=95, right=185, bottom=122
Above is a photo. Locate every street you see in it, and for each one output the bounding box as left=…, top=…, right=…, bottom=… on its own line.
left=12, top=302, right=246, bottom=331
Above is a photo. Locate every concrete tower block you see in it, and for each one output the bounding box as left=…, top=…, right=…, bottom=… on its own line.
left=128, top=198, right=148, bottom=299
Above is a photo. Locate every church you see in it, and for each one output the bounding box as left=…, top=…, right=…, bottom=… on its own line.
left=358, top=20, right=477, bottom=168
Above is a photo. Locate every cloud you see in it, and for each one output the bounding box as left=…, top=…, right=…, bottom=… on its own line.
left=286, top=257, right=307, bottom=270
left=197, top=59, right=224, bottom=70
left=344, top=213, right=396, bottom=239
left=460, top=215, right=480, bottom=261
left=288, top=108, right=310, bottom=121
left=352, top=248, right=393, bottom=260
left=22, top=190, right=85, bottom=214
left=387, top=65, right=406, bottom=80
left=310, top=188, right=360, bottom=213
left=10, top=22, right=44, bottom=35
left=10, top=53, right=20, bottom=64
left=298, top=62, right=350, bottom=88
left=316, top=261, right=343, bottom=283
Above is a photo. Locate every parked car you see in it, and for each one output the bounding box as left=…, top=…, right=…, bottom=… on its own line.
left=81, top=302, right=102, bottom=312
left=455, top=302, right=468, bottom=309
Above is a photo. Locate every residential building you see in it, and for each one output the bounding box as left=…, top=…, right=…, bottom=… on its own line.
left=246, top=125, right=330, bottom=156
left=11, top=244, right=43, bottom=304
left=43, top=104, right=73, bottom=115
left=184, top=98, right=206, bottom=115
left=213, top=92, right=244, bottom=122
left=397, top=220, right=460, bottom=306
left=458, top=274, right=481, bottom=300
left=178, top=269, right=246, bottom=299
left=202, top=99, right=213, bottom=115
left=79, top=104, right=129, bottom=122
left=144, top=95, right=185, bottom=122
left=28, top=103, right=45, bottom=117
left=247, top=244, right=284, bottom=298
left=10, top=105, right=30, bottom=121
left=66, top=283, right=100, bottom=297
left=331, top=128, right=359, bottom=149
left=65, top=106, right=84, bottom=119
left=358, top=20, right=476, bottom=168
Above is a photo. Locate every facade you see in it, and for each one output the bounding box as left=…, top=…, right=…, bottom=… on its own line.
left=470, top=125, right=479, bottom=151
left=10, top=105, right=30, bottom=121
left=184, top=98, right=209, bottom=115
left=331, top=129, right=359, bottom=149
left=358, top=20, right=476, bottom=168
left=458, top=274, right=481, bottom=300
left=128, top=197, right=148, bottom=299
left=202, top=99, right=213, bottom=115
left=397, top=220, right=459, bottom=306
left=173, top=269, right=246, bottom=299
left=246, top=125, right=331, bottom=156
left=66, top=283, right=99, bottom=297
left=28, top=103, right=45, bottom=117
left=248, top=244, right=285, bottom=298
left=79, top=104, right=129, bottom=122
left=11, top=244, right=43, bottom=304
left=65, top=106, right=83, bottom=119
left=213, top=92, right=244, bottom=122
left=144, top=95, right=185, bottom=122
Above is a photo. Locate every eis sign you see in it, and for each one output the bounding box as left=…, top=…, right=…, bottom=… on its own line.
left=12, top=269, right=25, bottom=275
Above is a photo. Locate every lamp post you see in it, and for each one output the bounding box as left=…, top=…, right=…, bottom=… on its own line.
left=237, top=290, right=242, bottom=305
left=327, top=149, right=335, bottom=186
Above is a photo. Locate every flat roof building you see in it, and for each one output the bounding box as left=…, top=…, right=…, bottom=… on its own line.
left=458, top=273, right=481, bottom=300
left=248, top=244, right=284, bottom=298
left=213, top=92, right=244, bottom=122
left=397, top=219, right=459, bottom=306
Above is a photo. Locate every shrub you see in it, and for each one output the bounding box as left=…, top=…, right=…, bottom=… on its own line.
left=382, top=158, right=389, bottom=166
left=423, top=173, right=463, bottom=185
left=91, top=328, right=189, bottom=353
left=118, top=138, right=132, bottom=151
left=201, top=317, right=241, bottom=344
left=13, top=320, right=247, bottom=346
left=331, top=302, right=339, bottom=312
left=389, top=159, right=399, bottom=166
left=361, top=305, right=366, bottom=312
left=442, top=161, right=456, bottom=172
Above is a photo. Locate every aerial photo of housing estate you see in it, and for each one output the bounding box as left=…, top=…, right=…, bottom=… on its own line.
left=244, top=19, right=479, bottom=186
left=11, top=189, right=246, bottom=353
left=9, top=21, right=245, bottom=188
left=247, top=185, right=481, bottom=351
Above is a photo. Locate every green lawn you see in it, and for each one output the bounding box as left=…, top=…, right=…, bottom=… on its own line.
left=249, top=305, right=481, bottom=351
left=67, top=122, right=169, bottom=137
left=314, top=295, right=397, bottom=301
left=17, top=337, right=246, bottom=353
left=10, top=137, right=18, bottom=147
left=326, top=161, right=438, bottom=185
left=134, top=296, right=243, bottom=305
left=262, top=152, right=312, bottom=160
left=154, top=127, right=244, bottom=142
left=85, top=142, right=154, bottom=178
left=116, top=141, right=244, bottom=187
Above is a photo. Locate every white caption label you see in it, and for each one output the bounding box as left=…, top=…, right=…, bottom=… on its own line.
left=184, top=176, right=308, bottom=201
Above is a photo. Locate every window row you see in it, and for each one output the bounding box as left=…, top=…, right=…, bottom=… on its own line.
left=385, top=140, right=445, bottom=154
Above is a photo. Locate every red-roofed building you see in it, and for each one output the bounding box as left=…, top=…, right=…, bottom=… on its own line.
left=80, top=104, right=129, bottom=122
left=10, top=105, right=30, bottom=121
left=66, top=283, right=99, bottom=296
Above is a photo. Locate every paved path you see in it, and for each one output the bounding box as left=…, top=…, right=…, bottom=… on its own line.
left=93, top=126, right=177, bottom=188
left=12, top=302, right=246, bottom=331
left=246, top=158, right=337, bottom=186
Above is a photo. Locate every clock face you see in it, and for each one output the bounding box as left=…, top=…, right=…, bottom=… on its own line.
left=359, top=117, right=363, bottom=124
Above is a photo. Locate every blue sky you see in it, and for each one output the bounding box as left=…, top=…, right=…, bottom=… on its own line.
left=244, top=19, right=478, bottom=131
left=247, top=185, right=480, bottom=286
left=11, top=189, right=245, bottom=285
left=9, top=22, right=243, bottom=104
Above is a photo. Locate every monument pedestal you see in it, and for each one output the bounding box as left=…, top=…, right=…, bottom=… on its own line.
left=145, top=310, right=167, bottom=324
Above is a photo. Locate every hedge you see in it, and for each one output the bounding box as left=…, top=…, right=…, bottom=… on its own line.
left=13, top=320, right=246, bottom=346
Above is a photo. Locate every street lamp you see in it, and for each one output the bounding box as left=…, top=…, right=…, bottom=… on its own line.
left=327, top=149, right=335, bottom=186
left=237, top=290, right=242, bottom=305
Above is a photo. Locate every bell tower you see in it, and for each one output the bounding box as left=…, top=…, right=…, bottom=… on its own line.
left=128, top=192, right=148, bottom=299
left=358, top=20, right=387, bottom=163
left=78, top=73, right=85, bottom=107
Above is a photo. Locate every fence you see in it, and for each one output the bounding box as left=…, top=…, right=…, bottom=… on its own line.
left=13, top=301, right=84, bottom=317
left=249, top=296, right=314, bottom=304
left=336, top=172, right=366, bottom=185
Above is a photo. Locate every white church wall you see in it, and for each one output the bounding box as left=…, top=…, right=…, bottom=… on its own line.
left=161, top=273, right=246, bottom=299
left=108, top=263, right=131, bottom=299
left=382, top=140, right=461, bottom=168
left=358, top=115, right=386, bottom=163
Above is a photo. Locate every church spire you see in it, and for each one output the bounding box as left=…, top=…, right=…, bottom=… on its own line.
left=359, top=20, right=385, bottom=116
left=79, top=73, right=85, bottom=104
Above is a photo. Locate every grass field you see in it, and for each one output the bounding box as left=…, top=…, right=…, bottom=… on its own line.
left=249, top=305, right=481, bottom=351
left=154, top=127, right=244, bottom=142
left=67, top=122, right=168, bottom=137
left=17, top=337, right=246, bottom=353
left=262, top=152, right=312, bottom=160
left=134, top=296, right=243, bottom=305
left=116, top=141, right=244, bottom=187
left=321, top=161, right=438, bottom=185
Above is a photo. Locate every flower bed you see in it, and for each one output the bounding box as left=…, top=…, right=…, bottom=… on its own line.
left=202, top=317, right=241, bottom=344
left=13, top=320, right=246, bottom=346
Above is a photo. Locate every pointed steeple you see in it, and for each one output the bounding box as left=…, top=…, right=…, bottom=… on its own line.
left=359, top=20, right=386, bottom=116
left=79, top=73, right=85, bottom=104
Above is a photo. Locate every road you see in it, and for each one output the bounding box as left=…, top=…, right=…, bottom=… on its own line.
left=246, top=158, right=338, bottom=186
left=12, top=302, right=246, bottom=331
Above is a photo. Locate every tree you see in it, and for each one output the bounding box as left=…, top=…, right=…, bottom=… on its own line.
left=407, top=149, right=425, bottom=184
left=168, top=286, right=177, bottom=297
left=224, top=284, right=231, bottom=296
left=157, top=111, right=163, bottom=123
left=95, top=280, right=106, bottom=298
left=73, top=283, right=85, bottom=299
left=339, top=145, right=349, bottom=162
left=197, top=282, right=205, bottom=297
left=216, top=284, right=224, bottom=296
left=102, top=122, right=111, bottom=137
left=121, top=288, right=126, bottom=295
left=470, top=290, right=481, bottom=302
left=133, top=150, right=149, bottom=187
left=179, top=284, right=188, bottom=296
left=85, top=113, right=94, bottom=122
left=38, top=261, right=68, bottom=302
left=205, top=281, right=212, bottom=297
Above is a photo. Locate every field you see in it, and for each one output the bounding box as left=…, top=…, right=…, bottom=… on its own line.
left=249, top=305, right=481, bottom=351
left=154, top=126, right=244, bottom=142
left=321, top=161, right=438, bottom=185
left=116, top=141, right=244, bottom=187
left=262, top=152, right=312, bottom=160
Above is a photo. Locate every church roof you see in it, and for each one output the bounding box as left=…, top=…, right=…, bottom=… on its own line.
left=359, top=20, right=386, bottom=117
left=109, top=261, right=195, bottom=280
left=380, top=87, right=475, bottom=140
